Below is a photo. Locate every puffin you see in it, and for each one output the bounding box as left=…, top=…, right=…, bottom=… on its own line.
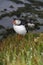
left=12, top=18, right=35, bottom=39
left=12, top=19, right=27, bottom=35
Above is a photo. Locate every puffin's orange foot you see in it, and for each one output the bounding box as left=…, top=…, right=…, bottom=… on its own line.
left=17, top=34, right=23, bottom=41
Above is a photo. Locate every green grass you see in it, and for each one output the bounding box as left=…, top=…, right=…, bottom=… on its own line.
left=0, top=33, right=43, bottom=65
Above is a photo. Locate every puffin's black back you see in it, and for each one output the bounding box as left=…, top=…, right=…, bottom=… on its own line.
left=20, top=19, right=28, bottom=25
left=20, top=19, right=29, bottom=32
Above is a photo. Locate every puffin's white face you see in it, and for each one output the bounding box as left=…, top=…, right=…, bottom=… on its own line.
left=12, top=20, right=21, bottom=25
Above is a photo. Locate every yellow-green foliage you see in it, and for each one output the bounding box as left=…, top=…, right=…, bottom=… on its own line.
left=0, top=33, right=43, bottom=65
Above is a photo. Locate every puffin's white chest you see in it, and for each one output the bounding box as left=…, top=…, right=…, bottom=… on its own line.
left=13, top=25, right=27, bottom=35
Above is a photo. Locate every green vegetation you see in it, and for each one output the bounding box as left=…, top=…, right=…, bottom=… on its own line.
left=0, top=33, right=43, bottom=65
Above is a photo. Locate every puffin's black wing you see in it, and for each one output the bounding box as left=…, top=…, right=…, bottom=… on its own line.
left=20, top=19, right=29, bottom=32
left=20, top=19, right=28, bottom=25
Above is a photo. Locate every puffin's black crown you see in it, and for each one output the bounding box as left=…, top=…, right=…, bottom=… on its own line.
left=13, top=18, right=17, bottom=20
left=13, top=18, right=19, bottom=20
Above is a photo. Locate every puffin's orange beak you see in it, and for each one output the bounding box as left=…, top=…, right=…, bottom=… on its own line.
left=12, top=20, right=16, bottom=24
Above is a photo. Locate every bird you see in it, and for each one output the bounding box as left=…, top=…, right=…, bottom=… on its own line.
left=12, top=18, right=35, bottom=40
left=12, top=19, right=27, bottom=35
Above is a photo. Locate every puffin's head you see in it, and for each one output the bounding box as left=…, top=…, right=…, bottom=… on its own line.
left=12, top=18, right=21, bottom=25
